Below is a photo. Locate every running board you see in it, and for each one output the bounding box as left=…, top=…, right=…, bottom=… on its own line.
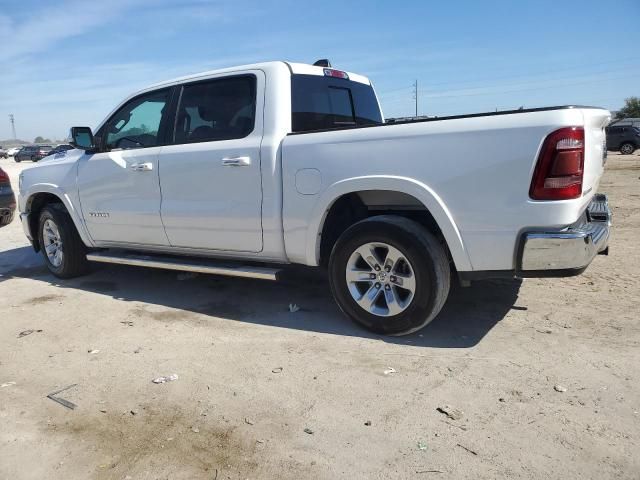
left=86, top=251, right=281, bottom=281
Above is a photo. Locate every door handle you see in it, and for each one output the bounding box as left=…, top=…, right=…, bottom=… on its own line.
left=130, top=162, right=153, bottom=171
left=222, top=156, right=251, bottom=167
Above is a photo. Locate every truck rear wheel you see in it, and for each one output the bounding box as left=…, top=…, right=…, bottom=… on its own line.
left=38, top=205, right=90, bottom=279
left=328, top=215, right=450, bottom=336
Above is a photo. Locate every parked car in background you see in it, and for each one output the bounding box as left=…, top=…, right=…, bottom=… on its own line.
left=0, top=167, right=16, bottom=227
left=606, top=124, right=640, bottom=154
left=14, top=146, right=38, bottom=162
left=0, top=146, right=7, bottom=159
left=45, top=144, right=74, bottom=157
left=14, top=145, right=52, bottom=162
left=7, top=147, right=22, bottom=157
left=35, top=145, right=53, bottom=161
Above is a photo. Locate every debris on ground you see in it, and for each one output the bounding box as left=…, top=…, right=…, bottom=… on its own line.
left=554, top=385, right=567, bottom=392
left=416, top=470, right=444, bottom=474
left=417, top=441, right=428, bottom=451
left=383, top=367, right=397, bottom=375
left=244, top=417, right=255, bottom=425
left=46, top=384, right=78, bottom=410
left=120, top=321, right=134, bottom=327
left=152, top=374, right=179, bottom=384
left=364, top=420, right=372, bottom=426
left=130, top=410, right=138, bottom=416
left=303, top=428, right=314, bottom=434
left=272, top=367, right=283, bottom=374
left=456, top=443, right=478, bottom=456
left=1, top=381, right=16, bottom=388
left=177, top=272, right=198, bottom=281
left=17, top=329, right=42, bottom=338
left=536, top=328, right=554, bottom=334
left=88, top=349, right=100, bottom=354
left=436, top=405, right=464, bottom=420
left=288, top=303, right=301, bottom=313
left=133, top=347, right=142, bottom=354
left=191, top=426, right=200, bottom=433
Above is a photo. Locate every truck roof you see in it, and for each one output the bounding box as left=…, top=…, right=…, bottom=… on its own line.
left=144, top=61, right=372, bottom=92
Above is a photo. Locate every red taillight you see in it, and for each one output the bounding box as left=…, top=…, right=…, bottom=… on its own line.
left=530, top=127, right=584, bottom=200
left=0, top=168, right=9, bottom=183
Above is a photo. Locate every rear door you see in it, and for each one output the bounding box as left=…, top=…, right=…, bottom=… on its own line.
left=77, top=88, right=172, bottom=246
left=159, top=71, right=264, bottom=252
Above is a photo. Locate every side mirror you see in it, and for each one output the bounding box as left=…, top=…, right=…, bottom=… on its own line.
left=69, top=126, right=96, bottom=151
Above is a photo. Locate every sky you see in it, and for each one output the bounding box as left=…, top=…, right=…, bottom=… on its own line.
left=0, top=0, right=639, bottom=142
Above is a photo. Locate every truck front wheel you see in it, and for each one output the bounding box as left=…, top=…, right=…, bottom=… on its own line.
left=38, top=205, right=90, bottom=278
left=328, top=215, right=450, bottom=336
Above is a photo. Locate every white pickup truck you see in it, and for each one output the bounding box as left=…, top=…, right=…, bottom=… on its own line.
left=18, top=60, right=612, bottom=335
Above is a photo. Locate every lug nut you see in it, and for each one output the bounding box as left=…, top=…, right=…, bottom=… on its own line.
left=375, top=282, right=381, bottom=289
left=384, top=265, right=391, bottom=272
left=369, top=273, right=376, bottom=279
left=374, top=265, right=381, bottom=271
left=390, top=275, right=397, bottom=282
left=384, top=284, right=391, bottom=291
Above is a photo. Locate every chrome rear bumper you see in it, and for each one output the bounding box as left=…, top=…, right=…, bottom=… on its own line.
left=517, top=194, right=611, bottom=277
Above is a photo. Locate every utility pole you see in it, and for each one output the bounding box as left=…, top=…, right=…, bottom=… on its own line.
left=412, top=80, right=418, bottom=117
left=9, top=114, right=17, bottom=140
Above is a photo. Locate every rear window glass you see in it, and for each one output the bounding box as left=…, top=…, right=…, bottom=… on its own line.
left=291, top=74, right=382, bottom=132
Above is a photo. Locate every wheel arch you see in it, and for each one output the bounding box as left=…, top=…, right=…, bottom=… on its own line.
left=23, top=187, right=92, bottom=251
left=307, top=176, right=472, bottom=271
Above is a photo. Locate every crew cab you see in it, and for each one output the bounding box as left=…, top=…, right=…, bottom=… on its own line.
left=17, top=60, right=612, bottom=335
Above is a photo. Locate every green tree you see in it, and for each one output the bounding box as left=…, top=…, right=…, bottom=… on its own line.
left=33, top=136, right=52, bottom=143
left=616, top=97, right=640, bottom=119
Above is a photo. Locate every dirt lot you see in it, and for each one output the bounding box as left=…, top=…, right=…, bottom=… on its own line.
left=0, top=153, right=638, bottom=480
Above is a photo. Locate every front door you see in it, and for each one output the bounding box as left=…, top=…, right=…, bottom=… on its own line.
left=159, top=72, right=264, bottom=252
left=77, top=88, right=172, bottom=246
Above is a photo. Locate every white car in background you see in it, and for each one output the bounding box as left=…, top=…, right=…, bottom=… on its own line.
left=6, top=147, right=21, bottom=157
left=17, top=59, right=612, bottom=335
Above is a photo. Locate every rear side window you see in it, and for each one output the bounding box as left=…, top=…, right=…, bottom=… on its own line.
left=173, top=75, right=256, bottom=144
left=291, top=74, right=382, bottom=132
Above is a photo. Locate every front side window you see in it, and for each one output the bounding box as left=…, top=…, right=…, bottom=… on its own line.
left=174, top=75, right=256, bottom=144
left=104, top=89, right=170, bottom=150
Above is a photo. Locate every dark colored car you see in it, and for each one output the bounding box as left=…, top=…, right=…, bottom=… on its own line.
left=606, top=125, right=640, bottom=154
left=0, top=167, right=16, bottom=227
left=14, top=145, right=52, bottom=162
left=45, top=144, right=74, bottom=157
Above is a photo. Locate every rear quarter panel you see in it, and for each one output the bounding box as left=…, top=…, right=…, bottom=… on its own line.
left=282, top=107, right=609, bottom=272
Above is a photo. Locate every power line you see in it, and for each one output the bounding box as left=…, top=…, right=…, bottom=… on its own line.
left=380, top=72, right=639, bottom=106
left=412, top=80, right=418, bottom=116
left=377, top=57, right=640, bottom=97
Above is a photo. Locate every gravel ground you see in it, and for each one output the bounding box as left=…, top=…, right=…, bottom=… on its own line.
left=0, top=152, right=638, bottom=480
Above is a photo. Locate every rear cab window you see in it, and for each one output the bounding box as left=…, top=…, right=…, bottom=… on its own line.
left=291, top=73, right=382, bottom=133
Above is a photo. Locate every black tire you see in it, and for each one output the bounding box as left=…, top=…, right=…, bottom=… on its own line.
left=328, top=215, right=450, bottom=336
left=620, top=142, right=635, bottom=155
left=38, top=205, right=90, bottom=278
left=14, top=157, right=21, bottom=163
